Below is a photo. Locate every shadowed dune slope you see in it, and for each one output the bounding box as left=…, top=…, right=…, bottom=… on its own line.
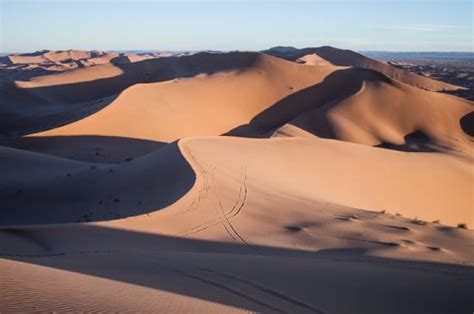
left=272, top=71, right=473, bottom=154
left=0, top=141, right=195, bottom=225
left=0, top=135, right=167, bottom=163
left=1, top=225, right=473, bottom=313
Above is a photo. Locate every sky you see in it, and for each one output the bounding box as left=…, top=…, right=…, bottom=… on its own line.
left=0, top=0, right=472, bottom=53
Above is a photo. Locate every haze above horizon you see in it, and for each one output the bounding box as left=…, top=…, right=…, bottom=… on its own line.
left=0, top=0, right=472, bottom=53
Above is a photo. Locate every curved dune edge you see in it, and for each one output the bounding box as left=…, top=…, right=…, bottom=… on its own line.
left=1, top=135, right=471, bottom=227
left=80, top=134, right=474, bottom=234
left=0, top=141, right=196, bottom=225
left=176, top=136, right=474, bottom=228
left=272, top=76, right=473, bottom=156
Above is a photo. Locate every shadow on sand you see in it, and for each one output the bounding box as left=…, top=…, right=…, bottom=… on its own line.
left=0, top=52, right=262, bottom=136
left=0, top=224, right=473, bottom=313
left=0, top=141, right=195, bottom=225
left=0, top=135, right=167, bottom=163
left=226, top=67, right=389, bottom=138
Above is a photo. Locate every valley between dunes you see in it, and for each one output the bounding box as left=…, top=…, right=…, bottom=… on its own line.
left=1, top=47, right=473, bottom=313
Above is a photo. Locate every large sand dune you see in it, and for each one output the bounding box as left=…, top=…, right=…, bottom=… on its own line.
left=2, top=52, right=343, bottom=137
left=273, top=71, right=473, bottom=155
left=1, top=47, right=473, bottom=313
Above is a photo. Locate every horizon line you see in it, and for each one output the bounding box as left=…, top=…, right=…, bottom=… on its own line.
left=1, top=48, right=473, bottom=55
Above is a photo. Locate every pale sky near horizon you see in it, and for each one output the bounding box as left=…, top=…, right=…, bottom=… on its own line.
left=0, top=0, right=472, bottom=53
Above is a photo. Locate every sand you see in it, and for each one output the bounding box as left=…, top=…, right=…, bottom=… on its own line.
left=1, top=47, right=473, bottom=313
left=264, top=46, right=464, bottom=92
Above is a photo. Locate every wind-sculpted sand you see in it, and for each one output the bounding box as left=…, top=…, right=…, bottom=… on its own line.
left=1, top=47, right=473, bottom=313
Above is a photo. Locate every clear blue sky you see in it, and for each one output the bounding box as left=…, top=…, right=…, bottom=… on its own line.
left=0, top=0, right=472, bottom=53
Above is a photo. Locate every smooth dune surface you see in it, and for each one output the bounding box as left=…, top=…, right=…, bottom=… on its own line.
left=1, top=46, right=473, bottom=313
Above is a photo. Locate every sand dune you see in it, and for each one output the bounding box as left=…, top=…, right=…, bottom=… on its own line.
left=27, top=53, right=342, bottom=141
left=264, top=46, right=463, bottom=91
left=2, top=135, right=471, bottom=228
left=9, top=51, right=468, bottom=152
left=1, top=52, right=304, bottom=135
left=1, top=47, right=473, bottom=313
left=0, top=141, right=194, bottom=225
left=4, top=50, right=108, bottom=64
left=0, top=50, right=155, bottom=83
left=1, top=49, right=152, bottom=67
left=273, top=71, right=473, bottom=155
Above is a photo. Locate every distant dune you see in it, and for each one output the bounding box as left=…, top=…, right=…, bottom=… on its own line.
left=0, top=49, right=155, bottom=82
left=264, top=46, right=463, bottom=91
left=1, top=46, right=473, bottom=313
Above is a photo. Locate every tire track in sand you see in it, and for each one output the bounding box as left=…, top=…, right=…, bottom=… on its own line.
left=177, top=164, right=248, bottom=244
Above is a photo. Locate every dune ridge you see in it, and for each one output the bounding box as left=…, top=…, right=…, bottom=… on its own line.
left=273, top=72, right=473, bottom=155
left=263, top=46, right=463, bottom=91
